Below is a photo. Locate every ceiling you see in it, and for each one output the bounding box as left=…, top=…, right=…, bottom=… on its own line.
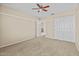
left=2, top=3, right=77, bottom=17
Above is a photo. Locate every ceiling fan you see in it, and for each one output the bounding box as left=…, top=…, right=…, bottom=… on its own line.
left=32, top=4, right=50, bottom=13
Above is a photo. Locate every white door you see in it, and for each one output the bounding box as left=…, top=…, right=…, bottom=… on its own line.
left=54, top=16, right=75, bottom=42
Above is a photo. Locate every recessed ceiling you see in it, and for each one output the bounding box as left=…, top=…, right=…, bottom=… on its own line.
left=2, top=3, right=77, bottom=17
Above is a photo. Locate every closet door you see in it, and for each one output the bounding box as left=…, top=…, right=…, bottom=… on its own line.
left=54, top=16, right=75, bottom=42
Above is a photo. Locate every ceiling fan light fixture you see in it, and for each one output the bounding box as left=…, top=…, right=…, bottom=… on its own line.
left=51, top=13, right=55, bottom=15
left=32, top=3, right=50, bottom=13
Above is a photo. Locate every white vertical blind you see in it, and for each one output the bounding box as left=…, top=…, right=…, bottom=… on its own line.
left=54, top=15, right=75, bottom=42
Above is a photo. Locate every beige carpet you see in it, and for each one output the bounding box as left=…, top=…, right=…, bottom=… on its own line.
left=0, top=37, right=79, bottom=56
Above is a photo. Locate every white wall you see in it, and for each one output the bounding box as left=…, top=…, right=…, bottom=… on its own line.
left=45, top=18, right=54, bottom=39
left=0, top=14, right=2, bottom=42
left=0, top=13, right=35, bottom=48
left=54, top=15, right=75, bottom=42
left=0, top=5, right=36, bottom=48
left=75, top=4, right=79, bottom=51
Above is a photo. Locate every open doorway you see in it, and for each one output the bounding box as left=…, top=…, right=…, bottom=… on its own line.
left=36, top=18, right=46, bottom=37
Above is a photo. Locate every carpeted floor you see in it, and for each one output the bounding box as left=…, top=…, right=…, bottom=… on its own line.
left=0, top=37, right=79, bottom=56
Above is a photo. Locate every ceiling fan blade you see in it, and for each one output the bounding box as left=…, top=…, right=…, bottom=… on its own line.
left=37, top=4, right=41, bottom=8
left=42, top=9, right=48, bottom=12
left=43, top=5, right=50, bottom=8
left=32, top=8, right=40, bottom=10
